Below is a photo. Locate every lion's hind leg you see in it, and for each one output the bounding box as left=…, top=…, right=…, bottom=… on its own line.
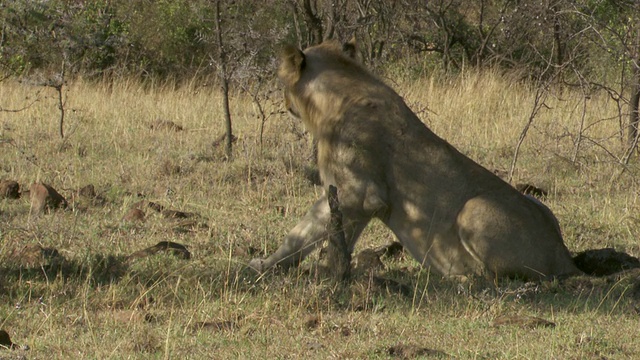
left=455, top=196, right=546, bottom=280
left=456, top=195, right=579, bottom=280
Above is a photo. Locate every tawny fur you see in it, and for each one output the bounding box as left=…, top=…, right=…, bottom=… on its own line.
left=249, top=40, right=581, bottom=280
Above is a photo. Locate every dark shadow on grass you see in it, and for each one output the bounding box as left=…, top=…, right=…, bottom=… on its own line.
left=0, top=241, right=238, bottom=301
left=0, top=253, right=130, bottom=290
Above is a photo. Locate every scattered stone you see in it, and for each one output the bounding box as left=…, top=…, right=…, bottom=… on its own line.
left=515, top=183, right=548, bottom=198
left=123, top=208, right=145, bottom=222
left=128, top=241, right=191, bottom=260
left=0, top=329, right=15, bottom=349
left=76, top=184, right=107, bottom=206
left=0, top=180, right=20, bottom=199
left=386, top=344, right=449, bottom=359
left=0, top=329, right=28, bottom=351
left=492, top=315, right=555, bottom=329
left=29, top=182, right=68, bottom=214
left=78, top=184, right=96, bottom=198
left=149, top=119, right=183, bottom=131
left=573, top=248, right=640, bottom=276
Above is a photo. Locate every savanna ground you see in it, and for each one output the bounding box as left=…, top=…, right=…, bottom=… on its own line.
left=2, top=69, right=640, bottom=359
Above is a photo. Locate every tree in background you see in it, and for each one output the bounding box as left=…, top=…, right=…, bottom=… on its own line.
left=2, top=0, right=640, bottom=162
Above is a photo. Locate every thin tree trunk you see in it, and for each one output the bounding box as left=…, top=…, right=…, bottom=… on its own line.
left=326, top=185, right=351, bottom=282
left=302, top=0, right=323, bottom=45
left=628, top=24, right=640, bottom=153
left=552, top=4, right=563, bottom=67
left=290, top=0, right=303, bottom=48
left=215, top=0, right=233, bottom=159
left=630, top=72, right=640, bottom=152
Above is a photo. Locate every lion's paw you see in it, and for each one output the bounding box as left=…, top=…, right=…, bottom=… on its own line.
left=248, top=258, right=265, bottom=273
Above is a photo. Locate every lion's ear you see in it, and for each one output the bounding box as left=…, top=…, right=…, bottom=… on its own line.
left=342, top=37, right=358, bottom=59
left=278, top=45, right=306, bottom=84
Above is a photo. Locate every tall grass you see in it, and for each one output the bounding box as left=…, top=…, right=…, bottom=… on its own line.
left=1, top=70, right=640, bottom=359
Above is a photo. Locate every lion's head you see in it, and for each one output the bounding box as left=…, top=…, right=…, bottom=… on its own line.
left=277, top=39, right=369, bottom=133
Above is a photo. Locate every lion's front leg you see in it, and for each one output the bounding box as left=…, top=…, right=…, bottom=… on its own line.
left=249, top=192, right=372, bottom=273
left=249, top=196, right=331, bottom=272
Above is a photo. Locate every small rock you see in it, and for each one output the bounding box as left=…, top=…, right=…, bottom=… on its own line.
left=78, top=184, right=97, bottom=198
left=0, top=180, right=20, bottom=199
left=29, top=182, right=67, bottom=214
left=123, top=208, right=145, bottom=222
left=0, top=329, right=14, bottom=349
left=74, top=184, right=107, bottom=207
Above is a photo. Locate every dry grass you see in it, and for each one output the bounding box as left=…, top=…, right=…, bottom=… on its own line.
left=2, top=70, right=640, bottom=359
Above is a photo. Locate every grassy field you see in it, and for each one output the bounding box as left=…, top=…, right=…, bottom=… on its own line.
left=2, top=69, right=640, bottom=359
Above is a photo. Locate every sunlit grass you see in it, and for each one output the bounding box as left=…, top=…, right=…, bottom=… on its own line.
left=1, top=70, right=640, bottom=358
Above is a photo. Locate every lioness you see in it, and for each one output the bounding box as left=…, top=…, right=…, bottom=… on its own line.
left=249, top=40, right=581, bottom=280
